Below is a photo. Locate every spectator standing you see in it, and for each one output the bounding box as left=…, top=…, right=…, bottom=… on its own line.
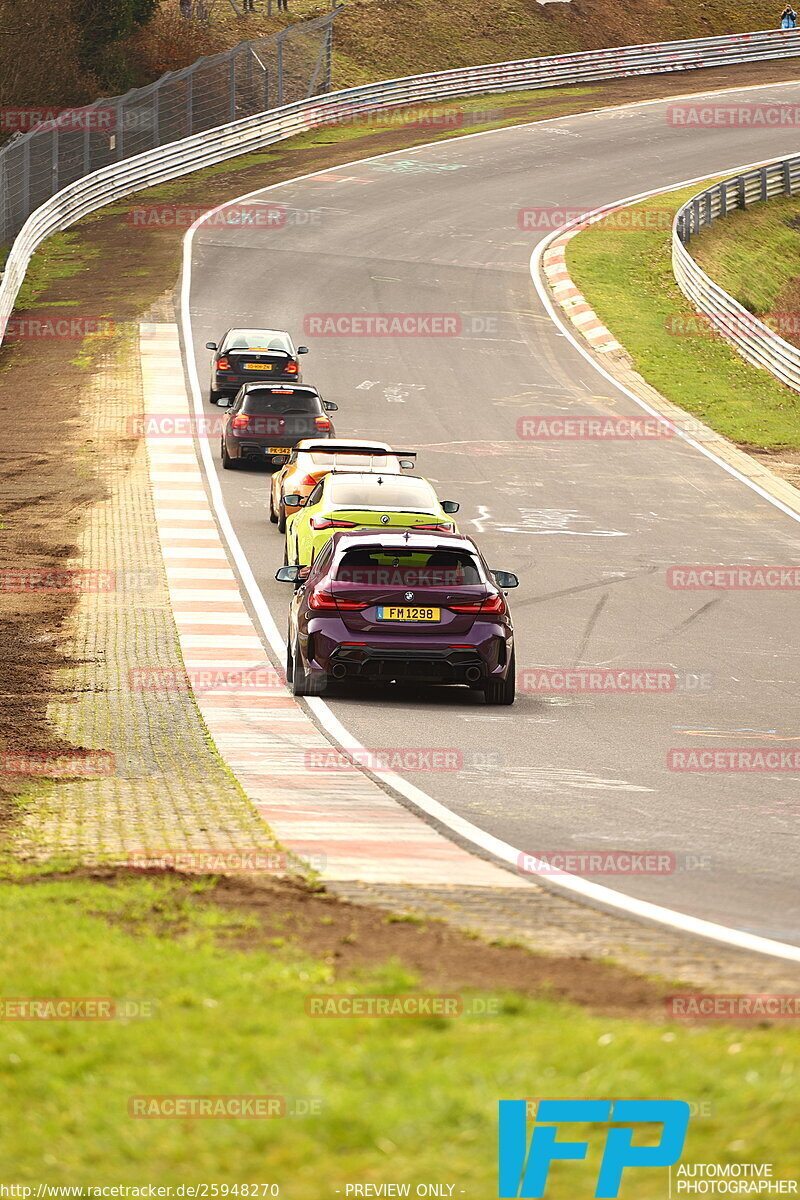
left=277, top=0, right=288, bottom=11
left=780, top=5, right=797, bottom=28
left=243, top=0, right=256, bottom=9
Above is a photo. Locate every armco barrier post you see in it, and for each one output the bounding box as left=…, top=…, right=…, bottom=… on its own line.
left=277, top=32, right=285, bottom=106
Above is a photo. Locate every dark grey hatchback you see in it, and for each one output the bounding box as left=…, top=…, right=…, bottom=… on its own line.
left=218, top=384, right=338, bottom=469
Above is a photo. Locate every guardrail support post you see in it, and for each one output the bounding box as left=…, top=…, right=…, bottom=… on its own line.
left=720, top=184, right=727, bottom=218
left=51, top=127, right=59, bottom=192
left=760, top=165, right=768, bottom=202
left=692, top=196, right=700, bottom=234
left=784, top=159, right=792, bottom=196
left=153, top=86, right=160, bottom=148
left=737, top=175, right=746, bottom=210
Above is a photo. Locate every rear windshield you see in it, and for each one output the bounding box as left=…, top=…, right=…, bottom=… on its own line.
left=327, top=475, right=435, bottom=510
left=335, top=548, right=482, bottom=588
left=308, top=451, right=393, bottom=468
left=224, top=330, right=292, bottom=353
left=242, top=392, right=319, bottom=414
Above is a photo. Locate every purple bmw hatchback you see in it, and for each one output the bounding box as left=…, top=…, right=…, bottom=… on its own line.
left=276, top=529, right=518, bottom=704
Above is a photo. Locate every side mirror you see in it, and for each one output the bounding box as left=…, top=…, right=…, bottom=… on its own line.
left=297, top=345, right=309, bottom=354
left=491, top=570, right=519, bottom=589
left=205, top=342, right=218, bottom=351
left=399, top=459, right=415, bottom=470
left=276, top=565, right=300, bottom=583
left=217, top=395, right=233, bottom=408
left=283, top=494, right=304, bottom=507
left=323, top=401, right=338, bottom=411
left=441, top=500, right=460, bottom=514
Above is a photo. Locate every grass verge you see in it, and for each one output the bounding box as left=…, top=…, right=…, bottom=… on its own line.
left=1, top=874, right=799, bottom=1190
left=565, top=183, right=800, bottom=450
left=690, top=193, right=800, bottom=351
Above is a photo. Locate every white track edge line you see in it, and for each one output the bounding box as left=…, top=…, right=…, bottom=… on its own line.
left=179, top=83, right=800, bottom=964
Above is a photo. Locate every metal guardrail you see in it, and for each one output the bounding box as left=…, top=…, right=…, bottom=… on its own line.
left=673, top=155, right=800, bottom=392
left=4, top=26, right=800, bottom=349
left=0, top=11, right=338, bottom=247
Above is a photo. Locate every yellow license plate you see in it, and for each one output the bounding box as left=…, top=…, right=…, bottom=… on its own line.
left=376, top=606, right=440, bottom=622
left=245, top=362, right=274, bottom=370
left=266, top=446, right=288, bottom=454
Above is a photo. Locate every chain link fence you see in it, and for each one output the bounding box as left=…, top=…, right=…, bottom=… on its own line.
left=0, top=9, right=338, bottom=247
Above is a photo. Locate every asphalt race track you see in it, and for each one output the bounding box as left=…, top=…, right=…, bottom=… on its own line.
left=184, top=81, right=800, bottom=947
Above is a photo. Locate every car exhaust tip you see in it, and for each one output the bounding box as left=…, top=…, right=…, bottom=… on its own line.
left=331, top=662, right=348, bottom=680
left=465, top=665, right=482, bottom=683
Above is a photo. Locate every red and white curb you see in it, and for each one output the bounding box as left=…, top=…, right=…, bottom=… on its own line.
left=542, top=227, right=623, bottom=354
left=139, top=323, right=519, bottom=888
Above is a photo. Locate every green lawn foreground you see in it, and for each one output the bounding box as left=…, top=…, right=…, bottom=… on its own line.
left=0, top=876, right=798, bottom=1193
left=565, top=182, right=800, bottom=450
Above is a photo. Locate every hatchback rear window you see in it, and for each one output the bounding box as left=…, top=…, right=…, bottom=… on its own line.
left=242, top=392, right=319, bottom=414
left=224, top=331, right=292, bottom=353
left=327, top=475, right=435, bottom=510
left=335, top=548, right=482, bottom=588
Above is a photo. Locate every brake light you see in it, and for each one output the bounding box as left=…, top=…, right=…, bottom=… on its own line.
left=285, top=362, right=299, bottom=374
left=300, top=474, right=320, bottom=488
left=449, top=593, right=506, bottom=614
left=230, top=415, right=249, bottom=430
left=310, top=516, right=358, bottom=530
left=308, top=589, right=368, bottom=610
left=217, top=357, right=230, bottom=371
left=314, top=416, right=332, bottom=431
left=412, top=522, right=453, bottom=532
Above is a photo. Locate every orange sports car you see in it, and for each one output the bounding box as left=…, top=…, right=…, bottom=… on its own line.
left=268, top=438, right=415, bottom=532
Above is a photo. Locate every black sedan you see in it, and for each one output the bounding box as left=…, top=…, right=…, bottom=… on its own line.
left=218, top=384, right=338, bottom=470
left=206, top=328, right=308, bottom=401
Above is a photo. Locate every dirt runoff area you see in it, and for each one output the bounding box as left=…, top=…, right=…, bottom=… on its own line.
left=1, top=58, right=799, bottom=943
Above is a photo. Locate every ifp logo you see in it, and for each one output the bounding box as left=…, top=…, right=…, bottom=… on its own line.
left=498, top=1099, right=690, bottom=1197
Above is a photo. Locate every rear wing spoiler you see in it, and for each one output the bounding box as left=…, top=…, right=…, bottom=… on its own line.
left=300, top=444, right=417, bottom=458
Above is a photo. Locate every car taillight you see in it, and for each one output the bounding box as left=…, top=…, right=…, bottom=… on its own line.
left=217, top=357, right=230, bottom=371
left=230, top=415, right=249, bottom=430
left=308, top=589, right=367, bottom=610
left=309, top=516, right=358, bottom=530
left=285, top=362, right=299, bottom=374
left=412, top=522, right=453, bottom=532
left=300, top=474, right=320, bottom=488
left=314, top=416, right=332, bottom=431
left=449, top=593, right=506, bottom=614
